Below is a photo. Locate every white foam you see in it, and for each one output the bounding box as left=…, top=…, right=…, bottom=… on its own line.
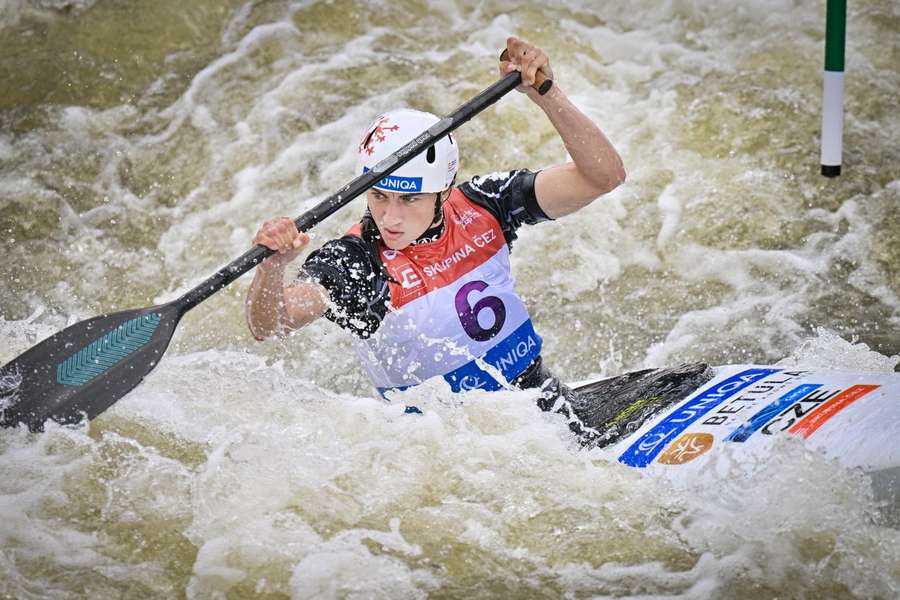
left=4, top=1, right=900, bottom=596
left=0, top=0, right=98, bottom=29
left=777, top=327, right=900, bottom=372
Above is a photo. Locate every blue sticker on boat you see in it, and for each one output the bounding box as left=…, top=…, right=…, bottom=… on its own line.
left=618, top=368, right=780, bottom=468
left=725, top=383, right=822, bottom=442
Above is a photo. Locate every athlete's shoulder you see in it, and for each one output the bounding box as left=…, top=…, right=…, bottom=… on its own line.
left=459, top=169, right=535, bottom=202
left=457, top=169, right=550, bottom=247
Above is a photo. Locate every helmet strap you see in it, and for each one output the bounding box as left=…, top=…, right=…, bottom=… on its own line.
left=430, top=177, right=456, bottom=227
left=431, top=192, right=443, bottom=226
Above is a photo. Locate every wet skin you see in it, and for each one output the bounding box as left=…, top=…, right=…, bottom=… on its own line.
left=366, top=188, right=450, bottom=250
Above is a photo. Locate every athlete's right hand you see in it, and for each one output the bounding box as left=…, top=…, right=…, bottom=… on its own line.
left=253, top=217, right=309, bottom=268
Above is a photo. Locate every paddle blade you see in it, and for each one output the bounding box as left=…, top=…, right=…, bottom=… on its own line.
left=0, top=305, right=182, bottom=431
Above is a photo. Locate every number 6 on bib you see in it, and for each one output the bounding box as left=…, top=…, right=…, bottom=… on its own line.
left=456, top=280, right=506, bottom=341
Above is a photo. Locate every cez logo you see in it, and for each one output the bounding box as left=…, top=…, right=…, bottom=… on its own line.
left=398, top=266, right=422, bottom=289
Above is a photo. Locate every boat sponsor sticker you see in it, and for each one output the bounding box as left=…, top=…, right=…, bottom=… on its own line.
left=656, top=432, right=714, bottom=465
left=700, top=370, right=809, bottom=426
left=725, top=383, right=881, bottom=442
left=787, top=384, right=880, bottom=439
left=725, top=384, right=823, bottom=442
left=631, top=370, right=886, bottom=468
left=618, top=368, right=780, bottom=468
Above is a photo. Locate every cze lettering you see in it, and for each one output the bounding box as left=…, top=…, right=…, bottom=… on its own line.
left=761, top=388, right=840, bottom=435
left=455, top=280, right=506, bottom=341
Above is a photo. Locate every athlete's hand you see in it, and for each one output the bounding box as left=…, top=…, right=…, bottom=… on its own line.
left=499, top=36, right=554, bottom=97
left=253, top=217, right=309, bottom=269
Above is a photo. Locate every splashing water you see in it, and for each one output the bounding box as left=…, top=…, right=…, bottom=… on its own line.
left=2, top=0, right=899, bottom=597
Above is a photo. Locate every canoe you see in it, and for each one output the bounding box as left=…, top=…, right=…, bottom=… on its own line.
left=571, top=363, right=900, bottom=488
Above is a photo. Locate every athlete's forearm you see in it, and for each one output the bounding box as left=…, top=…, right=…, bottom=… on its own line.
left=246, top=262, right=291, bottom=340
left=533, top=85, right=625, bottom=193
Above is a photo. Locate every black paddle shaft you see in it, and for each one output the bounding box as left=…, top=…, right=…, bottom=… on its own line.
left=1, top=68, right=551, bottom=431
left=177, top=70, right=537, bottom=314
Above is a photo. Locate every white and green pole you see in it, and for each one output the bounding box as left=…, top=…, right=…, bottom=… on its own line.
left=821, top=0, right=846, bottom=177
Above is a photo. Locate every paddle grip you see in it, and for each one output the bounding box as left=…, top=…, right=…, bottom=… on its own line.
left=499, top=48, right=553, bottom=95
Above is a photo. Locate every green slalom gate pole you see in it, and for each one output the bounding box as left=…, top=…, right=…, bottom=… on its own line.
left=820, top=0, right=846, bottom=177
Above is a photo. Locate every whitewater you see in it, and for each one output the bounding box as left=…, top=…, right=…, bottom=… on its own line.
left=1, top=1, right=899, bottom=597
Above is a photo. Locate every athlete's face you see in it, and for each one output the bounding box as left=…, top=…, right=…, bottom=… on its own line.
left=367, top=188, right=447, bottom=249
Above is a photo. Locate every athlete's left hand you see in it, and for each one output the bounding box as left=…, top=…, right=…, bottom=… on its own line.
left=499, top=36, right=554, bottom=97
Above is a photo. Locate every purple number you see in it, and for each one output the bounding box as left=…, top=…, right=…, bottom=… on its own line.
left=455, top=280, right=506, bottom=341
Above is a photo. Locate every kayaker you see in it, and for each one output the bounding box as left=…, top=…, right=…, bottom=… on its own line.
left=246, top=37, right=625, bottom=426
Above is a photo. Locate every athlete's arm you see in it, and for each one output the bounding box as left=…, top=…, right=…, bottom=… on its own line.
left=245, top=217, right=328, bottom=340
left=501, top=37, right=626, bottom=219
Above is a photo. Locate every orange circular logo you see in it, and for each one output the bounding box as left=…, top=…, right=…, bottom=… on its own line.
left=657, top=432, right=714, bottom=465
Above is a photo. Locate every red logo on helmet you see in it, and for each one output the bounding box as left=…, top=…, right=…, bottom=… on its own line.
left=360, top=116, right=400, bottom=156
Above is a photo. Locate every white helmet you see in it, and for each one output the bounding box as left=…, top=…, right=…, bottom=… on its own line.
left=356, top=108, right=459, bottom=194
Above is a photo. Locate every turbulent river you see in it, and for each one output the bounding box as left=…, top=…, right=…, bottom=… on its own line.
left=2, top=0, right=899, bottom=598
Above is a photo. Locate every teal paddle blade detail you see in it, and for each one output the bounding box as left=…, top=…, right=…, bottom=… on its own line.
left=56, top=313, right=162, bottom=386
